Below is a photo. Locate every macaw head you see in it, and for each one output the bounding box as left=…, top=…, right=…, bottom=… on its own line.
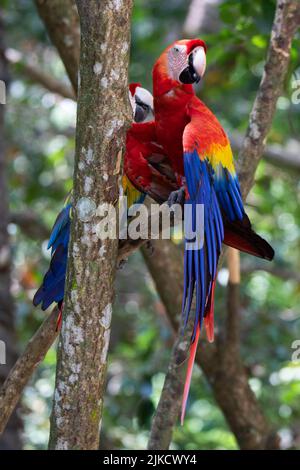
left=153, top=39, right=207, bottom=92
left=129, top=83, right=154, bottom=123
left=167, top=39, right=207, bottom=85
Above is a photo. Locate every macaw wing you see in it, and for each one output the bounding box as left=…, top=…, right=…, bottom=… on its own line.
left=34, top=202, right=71, bottom=310
left=48, top=202, right=72, bottom=251
left=182, top=142, right=223, bottom=338
left=181, top=115, right=225, bottom=421
left=125, top=122, right=178, bottom=205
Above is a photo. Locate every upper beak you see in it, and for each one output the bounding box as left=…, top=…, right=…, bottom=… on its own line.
left=192, top=47, right=206, bottom=79
left=179, top=47, right=206, bottom=85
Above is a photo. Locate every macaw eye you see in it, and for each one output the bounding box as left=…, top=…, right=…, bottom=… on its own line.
left=174, top=47, right=179, bottom=52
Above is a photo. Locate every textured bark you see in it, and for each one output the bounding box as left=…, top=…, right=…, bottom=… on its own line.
left=34, top=0, right=80, bottom=93
left=0, top=15, right=22, bottom=450
left=147, top=314, right=194, bottom=450
left=0, top=308, right=59, bottom=437
left=48, top=0, right=133, bottom=450
left=237, top=0, right=300, bottom=199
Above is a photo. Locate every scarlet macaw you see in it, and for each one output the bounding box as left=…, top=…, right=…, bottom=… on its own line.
left=33, top=84, right=163, bottom=325
left=149, top=39, right=274, bottom=421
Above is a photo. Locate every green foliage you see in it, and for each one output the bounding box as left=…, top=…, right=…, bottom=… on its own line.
left=2, top=0, right=300, bottom=450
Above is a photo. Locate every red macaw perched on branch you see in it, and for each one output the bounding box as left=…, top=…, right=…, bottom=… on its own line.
left=33, top=84, right=168, bottom=327
left=149, top=39, right=274, bottom=422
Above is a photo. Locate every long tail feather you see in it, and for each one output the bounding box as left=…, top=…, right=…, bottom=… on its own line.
left=223, top=213, right=274, bottom=261
left=204, top=278, right=216, bottom=343
left=55, top=302, right=63, bottom=332
left=181, top=323, right=200, bottom=425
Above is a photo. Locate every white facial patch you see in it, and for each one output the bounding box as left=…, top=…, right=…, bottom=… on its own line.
left=129, top=90, right=136, bottom=115
left=135, top=87, right=154, bottom=111
left=167, top=44, right=188, bottom=82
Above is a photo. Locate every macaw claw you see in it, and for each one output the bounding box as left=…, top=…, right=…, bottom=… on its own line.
left=167, top=186, right=185, bottom=207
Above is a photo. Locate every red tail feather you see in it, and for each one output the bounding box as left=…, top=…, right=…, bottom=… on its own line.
left=204, top=279, right=216, bottom=343
left=223, top=213, right=274, bottom=261
left=181, top=324, right=200, bottom=425
left=55, top=304, right=63, bottom=332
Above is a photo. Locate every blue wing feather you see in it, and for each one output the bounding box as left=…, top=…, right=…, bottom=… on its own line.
left=214, top=168, right=244, bottom=222
left=182, top=150, right=224, bottom=337
left=33, top=205, right=71, bottom=310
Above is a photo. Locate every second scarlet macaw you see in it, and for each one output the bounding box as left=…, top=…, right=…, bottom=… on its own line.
left=150, top=39, right=274, bottom=421
left=33, top=84, right=162, bottom=326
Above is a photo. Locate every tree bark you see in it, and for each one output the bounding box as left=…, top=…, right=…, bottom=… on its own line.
left=34, top=0, right=80, bottom=94
left=48, top=0, right=133, bottom=450
left=0, top=14, right=22, bottom=450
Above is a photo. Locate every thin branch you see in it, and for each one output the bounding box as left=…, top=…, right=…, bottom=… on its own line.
left=10, top=211, right=49, bottom=240
left=147, top=317, right=193, bottom=450
left=225, top=248, right=240, bottom=351
left=0, top=308, right=58, bottom=435
left=231, top=132, right=300, bottom=173
left=241, top=259, right=300, bottom=283
left=34, top=0, right=80, bottom=94
left=183, top=0, right=222, bottom=36
left=5, top=48, right=75, bottom=100
left=237, top=0, right=300, bottom=199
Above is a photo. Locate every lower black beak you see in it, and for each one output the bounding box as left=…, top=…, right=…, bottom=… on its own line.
left=179, top=53, right=201, bottom=85
left=179, top=66, right=200, bottom=84
left=134, top=105, right=147, bottom=123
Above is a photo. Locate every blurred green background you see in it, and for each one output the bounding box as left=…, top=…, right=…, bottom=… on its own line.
left=1, top=0, right=300, bottom=450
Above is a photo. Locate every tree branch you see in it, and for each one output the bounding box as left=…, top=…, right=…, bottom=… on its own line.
left=10, top=211, right=49, bottom=240
left=34, top=0, right=80, bottom=94
left=5, top=48, right=75, bottom=100
left=0, top=308, right=58, bottom=436
left=231, top=133, right=300, bottom=173
left=237, top=0, right=300, bottom=199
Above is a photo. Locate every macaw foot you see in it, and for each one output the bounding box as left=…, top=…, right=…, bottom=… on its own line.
left=144, top=240, right=154, bottom=256
left=167, top=187, right=185, bottom=207
left=118, top=258, right=128, bottom=270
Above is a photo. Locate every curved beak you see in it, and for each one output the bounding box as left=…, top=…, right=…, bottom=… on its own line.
left=134, top=101, right=154, bottom=123
left=192, top=47, right=206, bottom=79
left=179, top=46, right=206, bottom=85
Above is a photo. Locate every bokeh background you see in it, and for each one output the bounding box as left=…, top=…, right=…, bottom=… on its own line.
left=0, top=0, right=299, bottom=450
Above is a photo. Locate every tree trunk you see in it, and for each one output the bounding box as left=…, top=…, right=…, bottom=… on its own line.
left=48, top=0, right=133, bottom=450
left=0, top=15, right=22, bottom=450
